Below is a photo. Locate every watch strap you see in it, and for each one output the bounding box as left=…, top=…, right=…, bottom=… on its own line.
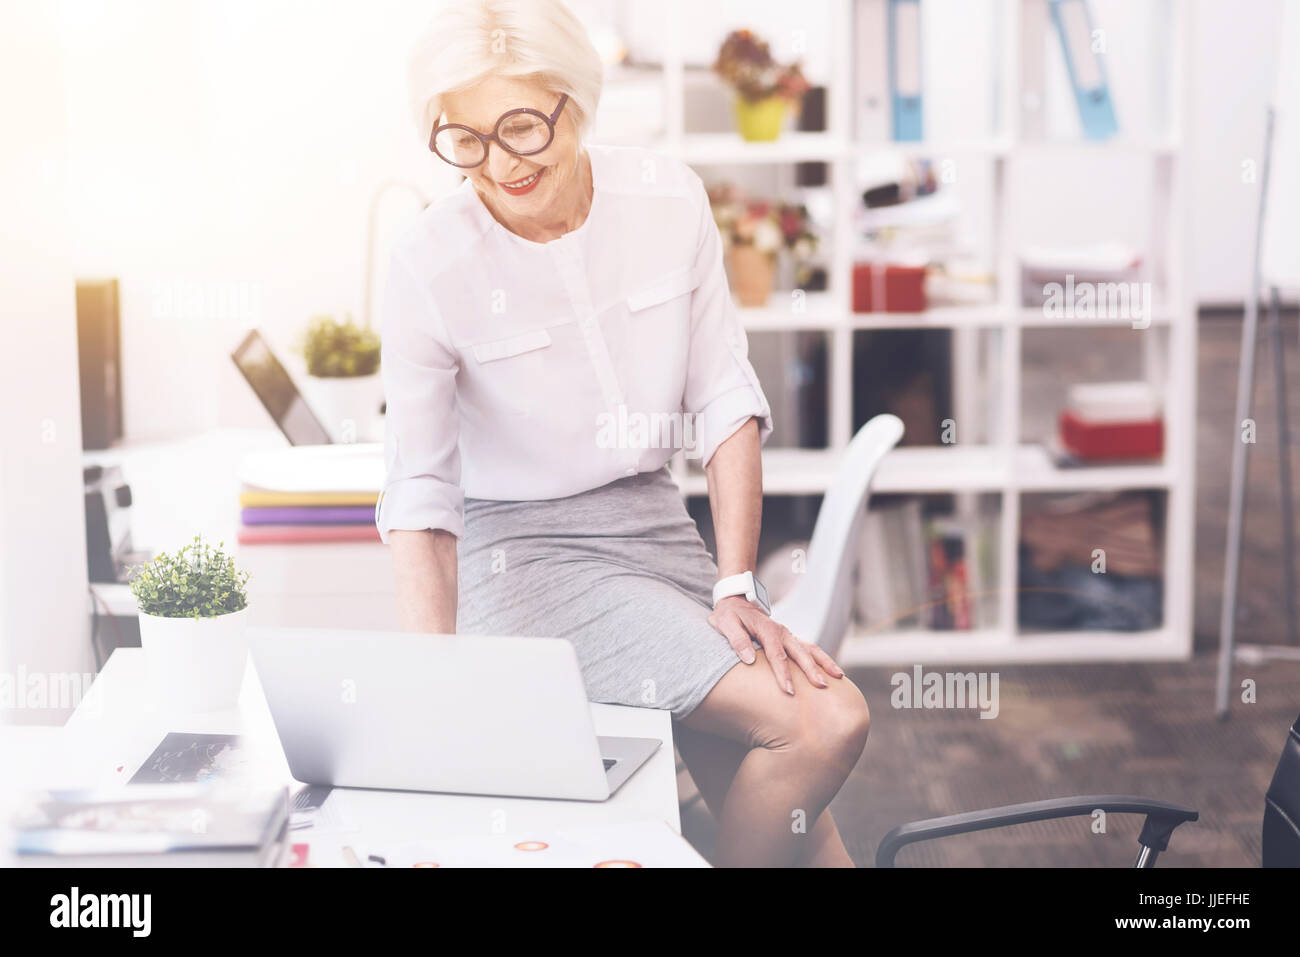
left=712, top=571, right=755, bottom=608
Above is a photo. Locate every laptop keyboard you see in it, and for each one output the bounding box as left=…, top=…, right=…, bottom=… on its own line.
left=602, top=758, right=618, bottom=771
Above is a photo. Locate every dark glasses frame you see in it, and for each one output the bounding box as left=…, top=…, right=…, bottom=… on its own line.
left=429, top=93, right=569, bottom=168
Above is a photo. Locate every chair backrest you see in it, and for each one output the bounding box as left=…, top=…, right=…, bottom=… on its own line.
left=771, top=414, right=904, bottom=658
left=1263, top=709, right=1300, bottom=867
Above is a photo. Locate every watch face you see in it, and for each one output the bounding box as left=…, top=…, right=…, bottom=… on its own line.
left=753, top=576, right=771, bottom=613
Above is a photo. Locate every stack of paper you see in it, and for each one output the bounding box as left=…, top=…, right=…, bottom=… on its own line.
left=237, top=445, right=384, bottom=545
left=360, top=820, right=709, bottom=868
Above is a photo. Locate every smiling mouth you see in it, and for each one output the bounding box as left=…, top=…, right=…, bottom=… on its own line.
left=498, top=167, right=544, bottom=194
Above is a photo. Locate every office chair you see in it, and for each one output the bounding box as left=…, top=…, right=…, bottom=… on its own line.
left=770, top=413, right=905, bottom=659
left=1263, top=708, right=1300, bottom=867
left=876, top=708, right=1300, bottom=867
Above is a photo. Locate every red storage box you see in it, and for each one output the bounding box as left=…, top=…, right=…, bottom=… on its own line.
left=1059, top=410, right=1164, bottom=461
left=852, top=262, right=927, bottom=312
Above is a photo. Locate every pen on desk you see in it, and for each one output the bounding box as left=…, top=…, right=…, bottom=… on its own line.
left=341, top=845, right=362, bottom=868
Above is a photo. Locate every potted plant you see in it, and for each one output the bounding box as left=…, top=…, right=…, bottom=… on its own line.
left=298, top=314, right=382, bottom=443
left=713, top=29, right=810, bottom=142
left=129, top=537, right=251, bottom=712
left=709, top=184, right=818, bottom=307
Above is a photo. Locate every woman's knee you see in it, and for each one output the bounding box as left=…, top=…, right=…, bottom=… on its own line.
left=757, top=678, right=870, bottom=771
left=814, top=680, right=870, bottom=770
left=686, top=652, right=869, bottom=769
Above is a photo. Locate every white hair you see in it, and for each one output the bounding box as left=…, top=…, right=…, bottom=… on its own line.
left=408, top=0, right=604, bottom=142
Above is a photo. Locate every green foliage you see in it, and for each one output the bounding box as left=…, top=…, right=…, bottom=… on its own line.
left=128, top=536, right=250, bottom=620
left=300, top=313, right=381, bottom=378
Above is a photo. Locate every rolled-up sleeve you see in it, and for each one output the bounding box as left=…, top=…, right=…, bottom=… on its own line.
left=374, top=251, right=465, bottom=543
left=682, top=171, right=774, bottom=467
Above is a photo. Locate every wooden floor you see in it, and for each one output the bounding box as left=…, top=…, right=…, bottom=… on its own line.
left=680, top=311, right=1300, bottom=866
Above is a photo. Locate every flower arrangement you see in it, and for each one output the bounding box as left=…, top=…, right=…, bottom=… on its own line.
left=299, top=314, right=381, bottom=378
left=712, top=29, right=811, bottom=105
left=129, top=536, right=249, bottom=620
left=708, top=184, right=818, bottom=262
left=708, top=184, right=819, bottom=306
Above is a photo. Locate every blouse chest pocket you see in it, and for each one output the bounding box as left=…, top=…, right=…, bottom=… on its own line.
left=470, top=327, right=552, bottom=364
left=465, top=327, right=554, bottom=418
left=626, top=265, right=697, bottom=316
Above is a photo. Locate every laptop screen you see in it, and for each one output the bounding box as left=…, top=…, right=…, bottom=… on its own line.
left=231, top=329, right=333, bottom=446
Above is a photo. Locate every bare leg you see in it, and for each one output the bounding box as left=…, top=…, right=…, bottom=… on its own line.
left=674, top=722, right=857, bottom=867
left=679, top=649, right=870, bottom=868
left=800, top=811, right=855, bottom=867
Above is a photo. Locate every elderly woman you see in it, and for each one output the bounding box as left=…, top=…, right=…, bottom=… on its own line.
left=377, top=0, right=869, bottom=868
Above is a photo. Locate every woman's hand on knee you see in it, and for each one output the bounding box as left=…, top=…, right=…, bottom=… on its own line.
left=708, top=597, right=845, bottom=696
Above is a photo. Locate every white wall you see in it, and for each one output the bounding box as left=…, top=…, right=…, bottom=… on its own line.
left=59, top=0, right=465, bottom=442
left=1191, top=0, right=1284, bottom=305
left=51, top=0, right=1289, bottom=442
left=1, top=1, right=94, bottom=724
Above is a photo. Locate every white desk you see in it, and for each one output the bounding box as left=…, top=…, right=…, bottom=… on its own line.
left=86, top=428, right=400, bottom=630
left=26, top=649, right=702, bottom=867
left=70, top=430, right=705, bottom=865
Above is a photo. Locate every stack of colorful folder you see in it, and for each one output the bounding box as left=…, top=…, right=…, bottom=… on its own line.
left=237, top=488, right=381, bottom=545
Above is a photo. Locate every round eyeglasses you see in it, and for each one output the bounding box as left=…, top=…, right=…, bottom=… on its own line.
left=429, top=94, right=569, bottom=168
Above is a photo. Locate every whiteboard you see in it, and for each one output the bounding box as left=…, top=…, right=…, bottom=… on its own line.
left=1261, top=0, right=1300, bottom=292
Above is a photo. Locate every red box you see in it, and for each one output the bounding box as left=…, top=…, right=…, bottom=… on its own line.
left=852, top=262, right=927, bottom=312
left=1059, top=410, right=1164, bottom=461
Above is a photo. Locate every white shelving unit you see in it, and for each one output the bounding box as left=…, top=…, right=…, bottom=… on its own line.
left=618, top=0, right=1194, bottom=664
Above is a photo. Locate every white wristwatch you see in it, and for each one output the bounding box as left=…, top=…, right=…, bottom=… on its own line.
left=712, top=571, right=771, bottom=615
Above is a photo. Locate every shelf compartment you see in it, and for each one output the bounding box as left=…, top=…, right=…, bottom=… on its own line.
left=1016, top=489, right=1167, bottom=637
left=851, top=492, right=1002, bottom=637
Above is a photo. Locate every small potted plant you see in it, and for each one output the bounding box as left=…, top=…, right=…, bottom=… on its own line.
left=129, top=537, right=251, bottom=712
left=713, top=29, right=810, bottom=142
left=709, top=184, right=818, bottom=307
left=298, top=313, right=382, bottom=443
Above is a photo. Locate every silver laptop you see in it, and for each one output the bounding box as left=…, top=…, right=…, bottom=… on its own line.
left=248, top=627, right=661, bottom=801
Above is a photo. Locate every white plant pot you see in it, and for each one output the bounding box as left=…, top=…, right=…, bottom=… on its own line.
left=304, top=373, right=383, bottom=443
left=138, top=606, right=250, bottom=713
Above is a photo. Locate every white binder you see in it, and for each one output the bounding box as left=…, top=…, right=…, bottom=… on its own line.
left=854, top=0, right=890, bottom=142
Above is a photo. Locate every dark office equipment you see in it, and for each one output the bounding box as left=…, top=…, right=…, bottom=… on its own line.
left=76, top=278, right=124, bottom=450
left=1264, top=710, right=1300, bottom=867
left=862, top=182, right=902, bottom=208
left=230, top=329, right=333, bottom=446
left=83, top=464, right=134, bottom=584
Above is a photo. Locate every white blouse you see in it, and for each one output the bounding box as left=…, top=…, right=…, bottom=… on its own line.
left=374, top=143, right=774, bottom=543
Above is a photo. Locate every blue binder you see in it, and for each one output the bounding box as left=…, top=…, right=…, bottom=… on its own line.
left=1049, top=0, right=1119, bottom=140
left=887, top=0, right=923, bottom=141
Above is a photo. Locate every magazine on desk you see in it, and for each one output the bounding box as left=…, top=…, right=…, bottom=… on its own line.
left=11, top=783, right=290, bottom=867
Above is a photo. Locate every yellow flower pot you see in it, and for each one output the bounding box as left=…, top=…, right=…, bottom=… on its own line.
left=733, top=96, right=788, bottom=142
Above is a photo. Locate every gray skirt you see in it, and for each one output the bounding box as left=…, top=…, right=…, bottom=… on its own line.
left=456, top=466, right=741, bottom=720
